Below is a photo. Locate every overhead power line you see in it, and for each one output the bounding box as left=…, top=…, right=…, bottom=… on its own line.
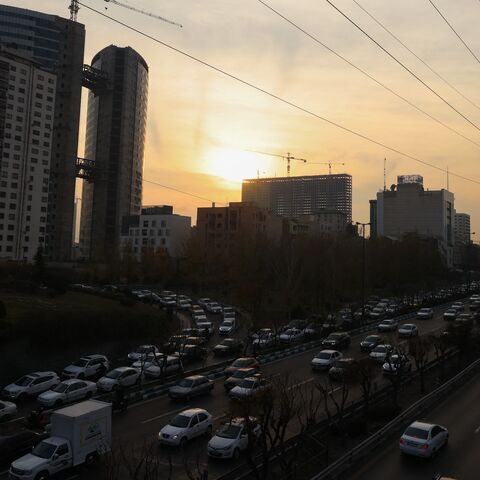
left=351, top=0, right=480, bottom=112
left=428, top=0, right=480, bottom=66
left=324, top=0, right=480, bottom=133
left=256, top=0, right=480, bottom=150
left=78, top=1, right=480, bottom=186
left=143, top=179, right=219, bottom=205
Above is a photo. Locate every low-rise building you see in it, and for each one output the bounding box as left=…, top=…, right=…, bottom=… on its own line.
left=120, top=205, right=191, bottom=260
left=288, top=209, right=348, bottom=238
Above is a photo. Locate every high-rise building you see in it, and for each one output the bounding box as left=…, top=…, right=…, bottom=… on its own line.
left=80, top=46, right=148, bottom=261
left=242, top=174, right=352, bottom=223
left=454, top=212, right=471, bottom=245
left=0, top=5, right=85, bottom=261
left=375, top=175, right=455, bottom=267
left=0, top=50, right=56, bottom=260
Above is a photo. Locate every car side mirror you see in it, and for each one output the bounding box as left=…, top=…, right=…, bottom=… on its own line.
left=53, top=454, right=59, bottom=460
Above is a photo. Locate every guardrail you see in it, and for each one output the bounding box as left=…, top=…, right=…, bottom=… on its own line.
left=310, top=356, right=480, bottom=480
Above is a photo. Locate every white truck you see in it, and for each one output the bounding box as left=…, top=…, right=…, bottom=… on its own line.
left=9, top=400, right=111, bottom=480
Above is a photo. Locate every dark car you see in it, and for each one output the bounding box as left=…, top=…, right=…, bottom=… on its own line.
left=213, top=338, right=244, bottom=357
left=181, top=328, right=208, bottom=339
left=321, top=332, right=351, bottom=350
left=224, top=357, right=260, bottom=377
left=328, top=358, right=357, bottom=381
left=360, top=335, right=383, bottom=352
left=224, top=367, right=258, bottom=391
left=0, top=430, right=48, bottom=467
left=163, top=335, right=188, bottom=353
left=177, top=344, right=207, bottom=363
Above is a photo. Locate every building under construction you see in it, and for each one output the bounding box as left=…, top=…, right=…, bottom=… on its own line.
left=242, top=174, right=352, bottom=223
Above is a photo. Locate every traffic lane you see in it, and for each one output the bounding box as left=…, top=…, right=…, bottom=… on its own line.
left=347, top=372, right=480, bottom=480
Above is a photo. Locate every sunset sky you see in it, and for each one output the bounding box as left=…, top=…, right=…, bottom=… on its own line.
left=9, top=0, right=480, bottom=233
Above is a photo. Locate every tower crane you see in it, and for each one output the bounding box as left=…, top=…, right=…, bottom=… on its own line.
left=309, top=161, right=345, bottom=175
left=247, top=150, right=307, bottom=176
left=104, top=0, right=182, bottom=27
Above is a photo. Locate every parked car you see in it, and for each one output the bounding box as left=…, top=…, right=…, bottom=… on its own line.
left=144, top=356, right=183, bottom=380
left=443, top=309, right=457, bottom=321
left=37, top=379, right=97, bottom=408
left=127, top=345, right=159, bottom=363
left=206, top=302, right=223, bottom=314
left=168, top=375, right=213, bottom=401
left=160, top=296, right=177, bottom=307
left=190, top=305, right=204, bottom=315
left=360, top=335, right=384, bottom=352
left=224, top=368, right=258, bottom=391
left=311, top=350, right=343, bottom=371
left=192, top=312, right=208, bottom=323
left=97, top=367, right=141, bottom=391
left=0, top=400, right=17, bottom=422
left=328, top=358, right=357, bottom=381
left=224, top=357, right=260, bottom=377
left=321, top=332, right=351, bottom=349
left=470, top=300, right=480, bottom=312
left=2, top=372, right=60, bottom=401
left=219, top=319, right=236, bottom=335
left=399, top=421, right=448, bottom=458
left=177, top=300, right=192, bottom=311
left=279, top=328, right=304, bottom=344
left=377, top=319, right=398, bottom=332
left=213, top=338, right=244, bottom=357
left=158, top=408, right=212, bottom=446
left=62, top=354, right=109, bottom=380
left=229, top=375, right=270, bottom=400
left=417, top=308, right=434, bottom=320
left=369, top=344, right=393, bottom=363
left=208, top=417, right=261, bottom=459
left=382, top=354, right=412, bottom=375
left=398, top=323, right=419, bottom=337
left=195, top=321, right=215, bottom=335
left=369, top=307, right=386, bottom=320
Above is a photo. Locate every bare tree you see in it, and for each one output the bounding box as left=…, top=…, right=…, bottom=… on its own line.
left=430, top=332, right=449, bottom=383
left=354, top=357, right=379, bottom=409
left=409, top=335, right=432, bottom=394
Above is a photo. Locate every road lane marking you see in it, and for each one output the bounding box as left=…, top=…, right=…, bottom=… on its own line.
left=141, top=406, right=190, bottom=424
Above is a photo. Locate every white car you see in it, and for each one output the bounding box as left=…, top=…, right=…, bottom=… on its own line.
left=127, top=345, right=159, bottom=363
left=0, top=400, right=17, bottom=422
left=398, top=323, right=419, bottom=337
left=417, top=308, right=434, bottom=320
left=196, top=321, right=215, bottom=335
left=193, top=312, right=208, bottom=323
left=229, top=376, right=270, bottom=399
left=197, top=298, right=211, bottom=308
left=279, top=328, right=303, bottom=344
left=158, top=408, right=212, bottom=446
left=451, top=302, right=464, bottom=312
left=311, top=350, right=343, bottom=371
left=132, top=352, right=165, bottom=371
left=399, top=421, right=448, bottom=458
left=62, top=354, right=109, bottom=379
left=219, top=319, right=236, bottom=335
left=208, top=417, right=261, bottom=459
left=144, top=356, right=183, bottom=380
left=177, top=300, right=192, bottom=311
left=206, top=302, right=222, bottom=314
left=97, top=367, right=141, bottom=392
left=443, top=309, right=457, bottom=321
left=377, top=319, right=398, bottom=332
left=2, top=372, right=60, bottom=401
left=369, top=344, right=393, bottom=363
left=253, top=331, right=275, bottom=349
left=37, top=379, right=97, bottom=408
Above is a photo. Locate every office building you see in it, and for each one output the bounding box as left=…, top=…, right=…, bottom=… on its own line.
left=196, top=202, right=283, bottom=254
left=288, top=209, right=348, bottom=238
left=80, top=45, right=148, bottom=261
left=453, top=212, right=471, bottom=268
left=375, top=175, right=455, bottom=267
left=0, top=5, right=85, bottom=261
left=0, top=50, right=56, bottom=260
left=242, top=174, right=352, bottom=223
left=120, top=206, right=191, bottom=260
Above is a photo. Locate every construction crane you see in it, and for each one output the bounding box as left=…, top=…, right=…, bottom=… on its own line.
left=247, top=150, right=307, bottom=176
left=309, top=161, right=345, bottom=175
left=104, top=0, right=182, bottom=28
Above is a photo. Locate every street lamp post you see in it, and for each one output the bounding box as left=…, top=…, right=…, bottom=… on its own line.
left=356, top=222, right=371, bottom=326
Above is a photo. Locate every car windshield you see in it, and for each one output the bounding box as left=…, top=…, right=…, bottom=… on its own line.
left=106, top=370, right=123, bottom=379
left=233, top=359, right=251, bottom=367
left=402, top=325, right=413, bottom=330
left=446, top=309, right=456, bottom=314
left=221, top=339, right=234, bottom=346
left=177, top=379, right=194, bottom=388
left=73, top=359, right=88, bottom=367
left=14, top=375, right=34, bottom=386
left=240, top=379, right=257, bottom=389
left=53, top=383, right=69, bottom=393
left=222, top=321, right=233, bottom=326
left=404, top=426, right=429, bottom=439
left=315, top=352, right=332, bottom=360
left=216, top=424, right=242, bottom=439
left=170, top=414, right=191, bottom=428
left=373, top=346, right=387, bottom=353
left=364, top=336, right=378, bottom=342
left=382, top=320, right=394, bottom=325
left=32, top=441, right=57, bottom=459
left=419, top=309, right=430, bottom=313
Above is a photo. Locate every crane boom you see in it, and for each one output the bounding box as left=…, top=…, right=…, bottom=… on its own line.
left=104, top=0, right=182, bottom=28
left=309, top=161, right=345, bottom=174
left=246, top=149, right=307, bottom=176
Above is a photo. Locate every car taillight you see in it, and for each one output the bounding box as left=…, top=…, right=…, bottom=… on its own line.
left=399, top=438, right=404, bottom=445
left=420, top=443, right=429, bottom=449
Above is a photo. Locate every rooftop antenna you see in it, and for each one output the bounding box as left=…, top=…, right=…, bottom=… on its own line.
left=69, top=0, right=79, bottom=21
left=384, top=157, right=387, bottom=191
left=447, top=165, right=450, bottom=191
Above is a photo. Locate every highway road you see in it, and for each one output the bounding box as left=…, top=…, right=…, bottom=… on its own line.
left=347, top=370, right=480, bottom=480
left=0, top=303, right=460, bottom=479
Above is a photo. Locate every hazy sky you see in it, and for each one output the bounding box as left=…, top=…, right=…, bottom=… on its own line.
left=9, top=0, right=480, bottom=232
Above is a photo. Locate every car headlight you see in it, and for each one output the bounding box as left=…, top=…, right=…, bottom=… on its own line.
left=172, top=435, right=179, bottom=440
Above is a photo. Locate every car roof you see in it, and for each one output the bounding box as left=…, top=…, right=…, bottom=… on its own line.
left=113, top=366, right=135, bottom=372
left=401, top=323, right=416, bottom=327
left=30, top=371, right=57, bottom=377
left=185, top=375, right=206, bottom=381
left=320, top=349, right=339, bottom=354
left=408, top=421, right=435, bottom=430
left=61, top=379, right=86, bottom=385
left=82, top=354, right=106, bottom=360
left=180, top=408, right=208, bottom=417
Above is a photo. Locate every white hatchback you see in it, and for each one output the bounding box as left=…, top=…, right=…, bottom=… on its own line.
left=158, top=408, right=212, bottom=446
left=97, top=367, right=141, bottom=392
left=311, top=350, right=343, bottom=371
left=399, top=421, right=448, bottom=458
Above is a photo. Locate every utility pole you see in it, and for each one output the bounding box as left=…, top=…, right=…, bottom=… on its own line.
left=356, top=222, right=371, bottom=326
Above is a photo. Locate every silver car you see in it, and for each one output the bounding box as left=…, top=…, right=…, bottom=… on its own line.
left=399, top=421, right=448, bottom=458
left=168, top=375, right=213, bottom=401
